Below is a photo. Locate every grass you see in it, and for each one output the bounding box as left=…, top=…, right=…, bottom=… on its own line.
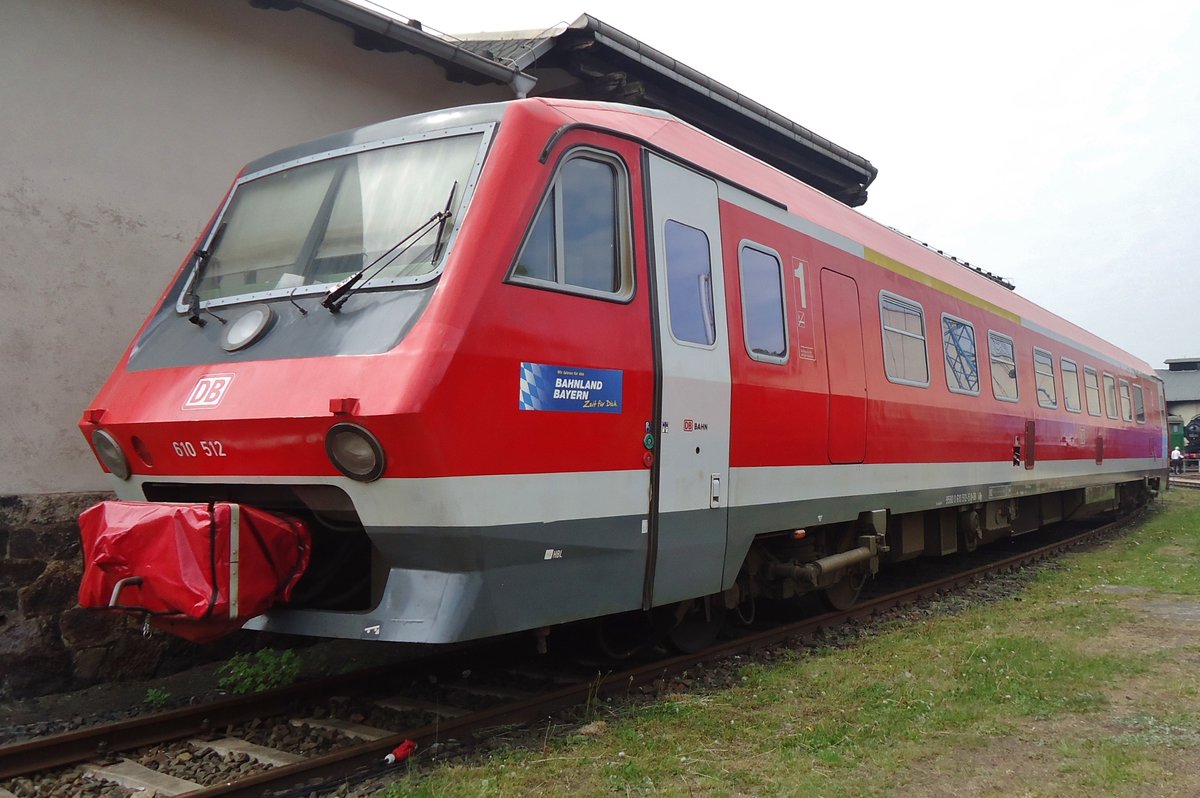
left=376, top=489, right=1200, bottom=797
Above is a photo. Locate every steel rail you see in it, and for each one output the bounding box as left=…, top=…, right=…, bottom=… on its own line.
left=0, top=648, right=486, bottom=780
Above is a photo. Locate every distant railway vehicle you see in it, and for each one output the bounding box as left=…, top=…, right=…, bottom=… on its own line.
left=77, top=99, right=1167, bottom=649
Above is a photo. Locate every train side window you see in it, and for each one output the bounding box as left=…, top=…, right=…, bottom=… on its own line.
left=664, top=220, right=716, bottom=346
left=987, top=331, right=1019, bottom=402
left=941, top=314, right=980, bottom=395
left=880, top=293, right=929, bottom=386
left=738, top=244, right=787, bottom=363
left=1118, top=379, right=1133, bottom=422
left=1033, top=348, right=1057, bottom=409
left=1061, top=358, right=1082, bottom=413
left=1083, top=367, right=1102, bottom=416
left=510, top=150, right=632, bottom=299
left=1132, top=383, right=1146, bottom=423
left=1102, top=373, right=1119, bottom=419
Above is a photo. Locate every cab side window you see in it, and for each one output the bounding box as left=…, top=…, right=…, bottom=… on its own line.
left=511, top=150, right=632, bottom=298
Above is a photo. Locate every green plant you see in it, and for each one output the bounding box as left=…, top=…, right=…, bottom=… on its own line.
left=218, top=649, right=302, bottom=694
left=143, top=687, right=172, bottom=709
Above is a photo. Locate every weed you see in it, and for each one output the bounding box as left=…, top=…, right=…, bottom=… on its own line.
left=143, top=687, right=171, bottom=709
left=218, top=649, right=301, bottom=694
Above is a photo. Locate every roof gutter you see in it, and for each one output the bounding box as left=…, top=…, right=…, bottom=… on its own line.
left=300, top=0, right=538, bottom=97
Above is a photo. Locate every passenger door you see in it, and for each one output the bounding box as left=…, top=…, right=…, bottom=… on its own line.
left=820, top=269, right=867, bottom=463
left=644, top=154, right=731, bottom=606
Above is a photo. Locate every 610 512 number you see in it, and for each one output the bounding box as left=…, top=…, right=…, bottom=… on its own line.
left=172, top=440, right=226, bottom=457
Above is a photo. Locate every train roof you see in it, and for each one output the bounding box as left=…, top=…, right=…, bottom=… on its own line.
left=514, top=98, right=1153, bottom=378
left=240, top=97, right=1154, bottom=378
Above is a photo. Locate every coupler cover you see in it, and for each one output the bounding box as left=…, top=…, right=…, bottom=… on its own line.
left=78, top=501, right=311, bottom=642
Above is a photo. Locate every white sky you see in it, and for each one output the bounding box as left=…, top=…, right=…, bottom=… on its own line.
left=369, top=0, right=1199, bottom=369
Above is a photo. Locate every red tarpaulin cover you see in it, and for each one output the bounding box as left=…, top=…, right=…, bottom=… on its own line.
left=78, top=501, right=311, bottom=642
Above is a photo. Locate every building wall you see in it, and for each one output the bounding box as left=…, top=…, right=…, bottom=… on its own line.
left=1169, top=402, right=1200, bottom=427
left=0, top=0, right=510, bottom=495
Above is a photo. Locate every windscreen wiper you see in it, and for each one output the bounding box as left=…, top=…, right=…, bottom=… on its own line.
left=429, top=181, right=458, bottom=266
left=187, top=221, right=227, bottom=327
left=322, top=182, right=458, bottom=314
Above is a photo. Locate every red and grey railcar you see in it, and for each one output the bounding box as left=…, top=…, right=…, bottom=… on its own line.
left=77, top=99, right=1167, bottom=646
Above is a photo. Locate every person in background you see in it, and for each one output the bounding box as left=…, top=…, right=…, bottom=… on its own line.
left=1171, top=446, right=1184, bottom=475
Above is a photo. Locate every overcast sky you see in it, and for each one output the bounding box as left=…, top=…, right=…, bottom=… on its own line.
left=368, top=0, right=1198, bottom=369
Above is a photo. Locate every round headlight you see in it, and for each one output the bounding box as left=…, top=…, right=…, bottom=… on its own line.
left=325, top=423, right=386, bottom=482
left=222, top=304, right=274, bottom=352
left=91, top=429, right=130, bottom=480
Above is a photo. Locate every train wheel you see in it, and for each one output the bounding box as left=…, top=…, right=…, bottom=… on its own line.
left=821, top=569, right=866, bottom=611
left=661, top=598, right=727, bottom=653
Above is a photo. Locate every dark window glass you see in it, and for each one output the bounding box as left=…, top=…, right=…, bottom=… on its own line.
left=1034, top=348, right=1057, bottom=408
left=514, top=188, right=556, bottom=282
left=1103, top=373, right=1119, bottom=419
left=739, top=246, right=786, bottom=361
left=1118, top=379, right=1133, bottom=422
left=942, top=316, right=979, bottom=394
left=1084, top=367, right=1102, bottom=415
left=1133, top=384, right=1145, bottom=423
left=665, top=220, right=715, bottom=345
left=561, top=159, right=618, bottom=292
left=512, top=153, right=627, bottom=296
left=1061, top=359, right=1081, bottom=413
left=989, top=332, right=1018, bottom=401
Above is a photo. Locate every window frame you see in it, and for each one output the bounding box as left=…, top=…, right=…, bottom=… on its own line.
left=1060, top=357, right=1082, bottom=414
left=507, top=146, right=635, bottom=302
left=1032, top=347, right=1058, bottom=409
left=1083, top=366, right=1102, bottom=416
left=879, top=291, right=930, bottom=388
left=737, top=241, right=789, bottom=365
left=1102, top=372, right=1119, bottom=420
left=987, top=330, right=1020, bottom=403
left=663, top=219, right=718, bottom=349
left=1118, top=378, right=1133, bottom=422
left=941, top=313, right=981, bottom=396
left=1132, top=383, right=1146, bottom=424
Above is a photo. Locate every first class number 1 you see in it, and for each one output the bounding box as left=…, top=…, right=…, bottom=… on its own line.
left=172, top=440, right=226, bottom=457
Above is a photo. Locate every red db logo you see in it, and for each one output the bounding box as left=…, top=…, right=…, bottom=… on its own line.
left=683, top=419, right=694, bottom=432
left=184, top=374, right=234, bottom=409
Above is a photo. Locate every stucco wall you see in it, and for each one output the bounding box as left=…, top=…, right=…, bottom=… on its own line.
left=0, top=0, right=509, bottom=494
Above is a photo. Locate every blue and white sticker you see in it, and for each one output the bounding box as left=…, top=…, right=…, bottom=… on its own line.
left=519, top=362, right=623, bottom=413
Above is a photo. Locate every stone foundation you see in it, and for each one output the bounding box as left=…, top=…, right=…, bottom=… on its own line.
left=0, top=492, right=171, bottom=697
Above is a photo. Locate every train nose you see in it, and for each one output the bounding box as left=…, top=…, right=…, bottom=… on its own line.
left=77, top=500, right=311, bottom=642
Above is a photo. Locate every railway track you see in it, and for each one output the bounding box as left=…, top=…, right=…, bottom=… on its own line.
left=0, top=509, right=1146, bottom=798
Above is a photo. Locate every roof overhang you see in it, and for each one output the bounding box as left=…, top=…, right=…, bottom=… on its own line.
left=247, top=0, right=537, bottom=98
left=458, top=14, right=878, bottom=206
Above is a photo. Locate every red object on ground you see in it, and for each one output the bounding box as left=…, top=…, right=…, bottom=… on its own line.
left=384, top=740, right=418, bottom=765
left=78, top=501, right=310, bottom=642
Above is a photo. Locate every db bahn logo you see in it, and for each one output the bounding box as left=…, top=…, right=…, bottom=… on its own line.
left=183, top=374, right=234, bottom=409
